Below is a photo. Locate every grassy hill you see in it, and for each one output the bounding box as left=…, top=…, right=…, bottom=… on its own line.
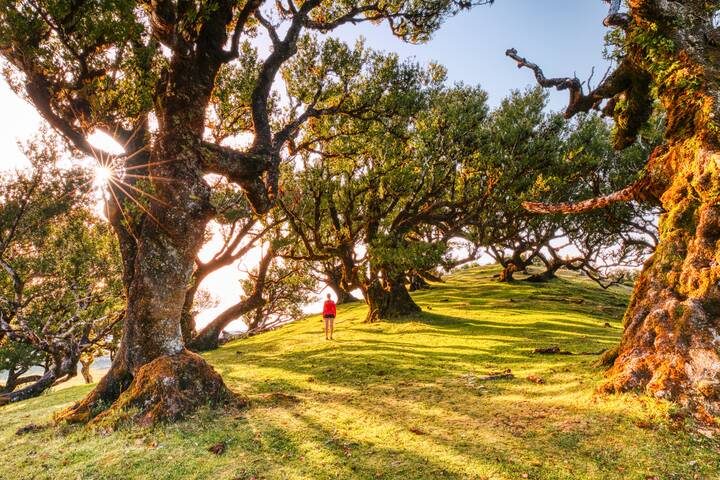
left=1, top=266, right=718, bottom=480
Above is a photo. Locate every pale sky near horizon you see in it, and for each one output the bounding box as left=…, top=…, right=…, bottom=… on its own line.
left=0, top=1, right=612, bottom=330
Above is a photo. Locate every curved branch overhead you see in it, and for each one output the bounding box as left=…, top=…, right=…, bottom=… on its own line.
left=522, top=180, right=645, bottom=214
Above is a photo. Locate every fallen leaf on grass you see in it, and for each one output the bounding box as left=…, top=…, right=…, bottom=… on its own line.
left=409, top=427, right=427, bottom=435
left=208, top=441, right=226, bottom=455
left=527, top=375, right=546, bottom=384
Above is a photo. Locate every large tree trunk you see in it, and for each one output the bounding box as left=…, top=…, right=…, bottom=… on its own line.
left=322, top=263, right=361, bottom=305
left=363, top=273, right=421, bottom=323
left=602, top=170, right=720, bottom=419
left=56, top=129, right=235, bottom=425
left=596, top=2, right=720, bottom=419
left=507, top=0, right=720, bottom=419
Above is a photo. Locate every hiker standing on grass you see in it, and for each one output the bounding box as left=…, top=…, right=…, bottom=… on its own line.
left=323, top=293, right=336, bottom=340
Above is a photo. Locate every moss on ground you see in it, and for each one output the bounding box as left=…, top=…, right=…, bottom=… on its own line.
left=1, top=266, right=718, bottom=479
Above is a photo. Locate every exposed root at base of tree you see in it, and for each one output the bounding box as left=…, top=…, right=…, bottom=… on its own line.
left=55, top=351, right=240, bottom=428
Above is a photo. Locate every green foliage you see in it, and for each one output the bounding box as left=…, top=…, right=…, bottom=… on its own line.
left=241, top=258, right=318, bottom=331
left=0, top=135, right=124, bottom=383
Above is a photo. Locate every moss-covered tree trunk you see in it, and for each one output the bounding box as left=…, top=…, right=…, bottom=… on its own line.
left=363, top=273, right=421, bottom=323
left=512, top=1, right=720, bottom=418
left=56, top=54, right=236, bottom=425
left=598, top=1, right=720, bottom=419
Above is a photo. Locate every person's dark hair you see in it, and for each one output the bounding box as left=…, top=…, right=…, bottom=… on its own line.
left=326, top=293, right=331, bottom=299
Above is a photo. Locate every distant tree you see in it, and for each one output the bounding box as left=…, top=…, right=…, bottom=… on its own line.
left=240, top=255, right=318, bottom=336
left=0, top=139, right=123, bottom=404
left=508, top=1, right=720, bottom=417
left=284, top=80, right=490, bottom=321
left=466, top=89, right=658, bottom=286
left=0, top=0, right=490, bottom=424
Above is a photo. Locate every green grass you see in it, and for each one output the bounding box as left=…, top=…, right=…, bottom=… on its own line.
left=1, top=265, right=719, bottom=480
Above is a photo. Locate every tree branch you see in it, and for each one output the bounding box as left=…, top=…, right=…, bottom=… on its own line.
left=523, top=180, right=646, bottom=214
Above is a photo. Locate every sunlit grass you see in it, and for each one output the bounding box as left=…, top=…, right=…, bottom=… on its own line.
left=1, top=265, right=718, bottom=479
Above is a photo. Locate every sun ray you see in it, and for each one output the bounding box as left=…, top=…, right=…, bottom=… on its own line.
left=123, top=173, right=180, bottom=183
left=111, top=177, right=169, bottom=207
left=106, top=181, right=139, bottom=242
left=121, top=158, right=177, bottom=172
left=109, top=178, right=167, bottom=232
left=118, top=143, right=151, bottom=165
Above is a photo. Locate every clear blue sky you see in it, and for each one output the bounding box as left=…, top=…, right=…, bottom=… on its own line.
left=334, top=0, right=611, bottom=111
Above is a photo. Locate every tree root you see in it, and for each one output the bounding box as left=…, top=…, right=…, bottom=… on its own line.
left=56, top=350, right=240, bottom=428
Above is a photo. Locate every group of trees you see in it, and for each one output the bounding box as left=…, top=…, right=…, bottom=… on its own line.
left=0, top=139, right=123, bottom=404
left=1, top=0, right=719, bottom=424
left=0, top=79, right=657, bottom=403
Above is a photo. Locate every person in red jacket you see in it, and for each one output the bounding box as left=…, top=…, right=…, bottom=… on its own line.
left=322, top=293, right=337, bottom=340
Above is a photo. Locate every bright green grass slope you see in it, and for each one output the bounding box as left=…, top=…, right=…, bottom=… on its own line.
left=1, top=266, right=719, bottom=480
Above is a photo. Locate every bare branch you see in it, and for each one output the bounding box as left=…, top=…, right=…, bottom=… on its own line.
left=603, top=0, right=630, bottom=28
left=523, top=180, right=646, bottom=214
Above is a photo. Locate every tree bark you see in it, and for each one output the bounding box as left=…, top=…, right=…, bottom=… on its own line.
left=591, top=2, right=720, bottom=420
left=363, top=273, right=421, bottom=323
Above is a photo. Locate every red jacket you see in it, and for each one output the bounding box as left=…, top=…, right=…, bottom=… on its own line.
left=323, top=300, right=336, bottom=317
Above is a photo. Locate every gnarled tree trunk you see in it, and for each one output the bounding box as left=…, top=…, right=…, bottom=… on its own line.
left=515, top=1, right=720, bottom=419
left=363, top=273, right=421, bottom=323
left=56, top=123, right=235, bottom=425
left=597, top=1, right=720, bottom=421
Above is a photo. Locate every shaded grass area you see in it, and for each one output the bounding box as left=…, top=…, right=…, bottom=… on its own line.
left=1, top=265, right=718, bottom=479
